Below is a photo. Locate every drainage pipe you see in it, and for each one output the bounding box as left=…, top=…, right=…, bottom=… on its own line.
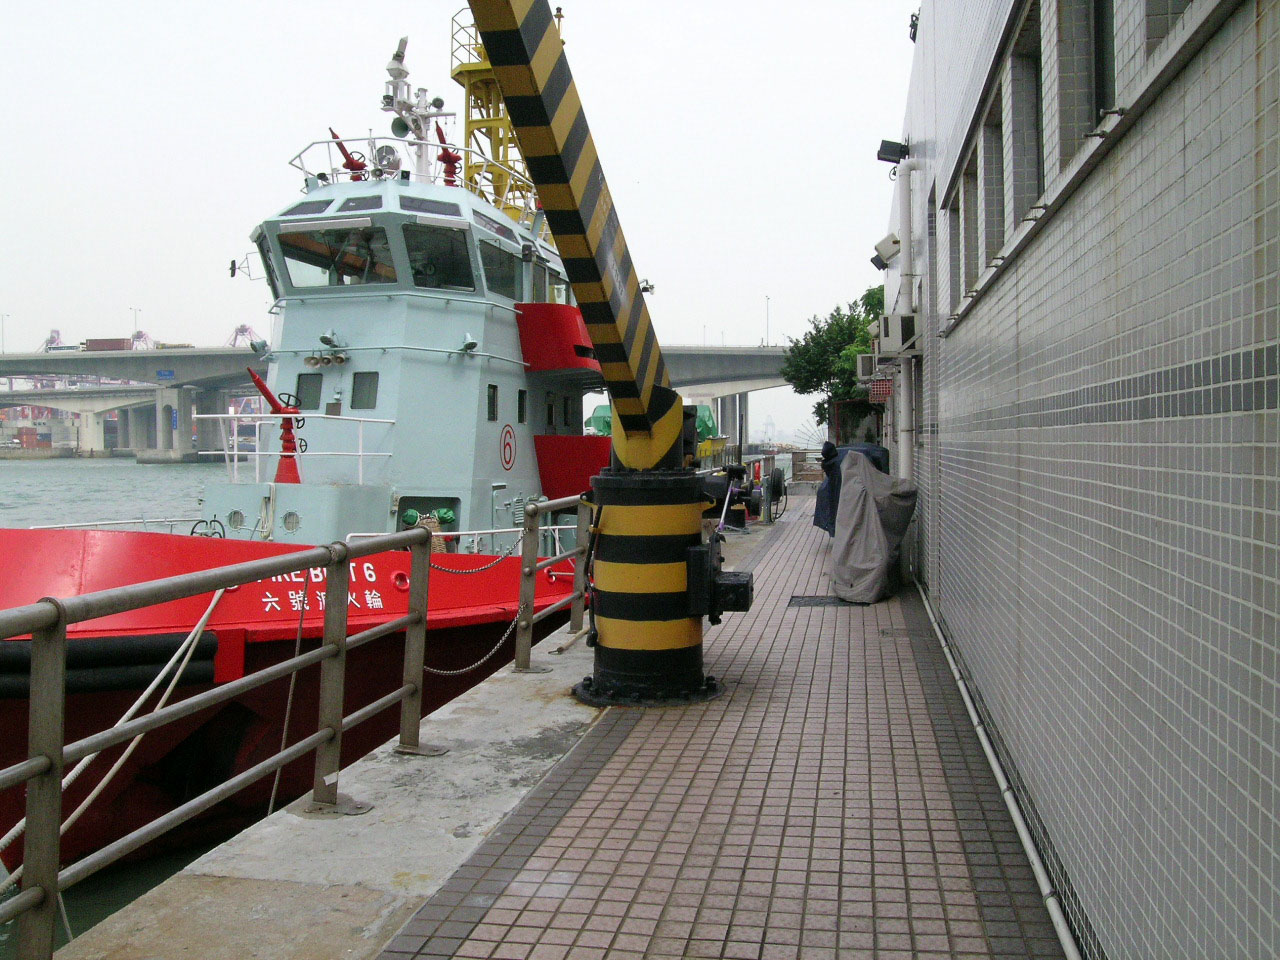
left=915, top=583, right=1084, bottom=960
left=895, top=158, right=920, bottom=482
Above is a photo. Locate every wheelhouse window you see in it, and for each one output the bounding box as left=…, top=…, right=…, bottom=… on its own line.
left=295, top=373, right=323, bottom=410
left=256, top=236, right=281, bottom=300
left=402, top=224, right=474, bottom=290
left=548, top=272, right=569, bottom=304
left=338, top=196, right=382, bottom=212
left=479, top=241, right=520, bottom=300
left=283, top=199, right=332, bottom=216
left=278, top=226, right=397, bottom=288
left=351, top=371, right=379, bottom=409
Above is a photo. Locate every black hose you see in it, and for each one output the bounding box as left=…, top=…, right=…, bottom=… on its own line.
left=583, top=500, right=602, bottom=647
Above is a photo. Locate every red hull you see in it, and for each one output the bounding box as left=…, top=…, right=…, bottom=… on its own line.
left=0, top=528, right=575, bottom=870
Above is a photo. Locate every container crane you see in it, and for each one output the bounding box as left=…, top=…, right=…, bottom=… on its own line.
left=467, top=0, right=752, bottom=705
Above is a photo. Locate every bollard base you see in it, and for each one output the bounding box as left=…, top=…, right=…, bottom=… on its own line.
left=573, top=671, right=723, bottom=708
left=302, top=793, right=373, bottom=817
left=393, top=743, right=450, bottom=757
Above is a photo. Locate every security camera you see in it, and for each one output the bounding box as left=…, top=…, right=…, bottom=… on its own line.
left=874, top=233, right=901, bottom=264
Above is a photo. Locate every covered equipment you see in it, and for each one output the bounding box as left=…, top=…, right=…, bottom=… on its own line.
left=829, top=451, right=917, bottom=603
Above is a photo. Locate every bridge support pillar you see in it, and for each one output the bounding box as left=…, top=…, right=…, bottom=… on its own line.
left=75, top=411, right=108, bottom=456
left=194, top=389, right=223, bottom=460
left=117, top=407, right=131, bottom=450
left=716, top=394, right=749, bottom=452
left=140, top=388, right=195, bottom=463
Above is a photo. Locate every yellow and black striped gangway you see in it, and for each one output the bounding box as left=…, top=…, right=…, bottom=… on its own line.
left=466, top=0, right=752, bottom=704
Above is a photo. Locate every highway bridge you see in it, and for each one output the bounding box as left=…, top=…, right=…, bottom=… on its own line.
left=0, top=344, right=787, bottom=458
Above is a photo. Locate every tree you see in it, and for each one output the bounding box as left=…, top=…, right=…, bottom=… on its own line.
left=780, top=285, right=883, bottom=427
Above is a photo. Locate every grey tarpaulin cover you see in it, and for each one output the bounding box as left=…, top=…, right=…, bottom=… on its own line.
left=830, top=451, right=918, bottom=603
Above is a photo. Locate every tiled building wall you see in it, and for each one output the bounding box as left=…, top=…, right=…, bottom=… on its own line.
left=891, top=1, right=1279, bottom=957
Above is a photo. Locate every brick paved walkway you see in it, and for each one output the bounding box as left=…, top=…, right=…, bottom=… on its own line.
left=379, top=502, right=1066, bottom=960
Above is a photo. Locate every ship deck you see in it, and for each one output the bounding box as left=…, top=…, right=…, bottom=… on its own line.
left=374, top=499, right=1066, bottom=960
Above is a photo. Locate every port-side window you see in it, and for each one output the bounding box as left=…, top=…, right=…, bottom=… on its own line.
left=283, top=199, right=332, bottom=216
left=548, top=272, right=569, bottom=304
left=479, top=241, right=520, bottom=300
left=295, top=373, right=323, bottom=410
left=487, top=384, right=498, bottom=422
left=532, top=264, right=548, bottom=302
left=277, top=227, right=397, bottom=288
left=518, top=389, right=527, bottom=424
left=402, top=224, right=474, bottom=290
left=256, top=236, right=281, bottom=300
left=562, top=397, right=572, bottom=427
left=545, top=392, right=555, bottom=429
left=351, top=371, right=379, bottom=409
left=338, top=196, right=383, bottom=212
left=400, top=196, right=463, bottom=217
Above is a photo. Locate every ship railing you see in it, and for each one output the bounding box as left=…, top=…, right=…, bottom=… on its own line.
left=514, top=495, right=592, bottom=664
left=194, top=412, right=394, bottom=485
left=0, top=500, right=593, bottom=958
left=27, top=518, right=203, bottom=535
left=287, top=136, right=544, bottom=232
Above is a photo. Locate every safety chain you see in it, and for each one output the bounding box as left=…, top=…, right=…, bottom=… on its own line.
left=428, top=531, right=525, bottom=574
left=423, top=615, right=519, bottom=676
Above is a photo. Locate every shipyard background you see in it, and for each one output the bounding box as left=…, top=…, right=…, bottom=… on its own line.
left=878, top=1, right=1277, bottom=958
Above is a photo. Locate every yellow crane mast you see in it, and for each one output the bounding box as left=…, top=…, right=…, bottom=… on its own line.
left=465, top=0, right=752, bottom=705
left=450, top=11, right=542, bottom=226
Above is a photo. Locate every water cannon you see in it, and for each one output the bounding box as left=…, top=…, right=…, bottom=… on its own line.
left=329, top=128, right=367, bottom=180
left=246, top=367, right=302, bottom=484
left=435, top=122, right=461, bottom=185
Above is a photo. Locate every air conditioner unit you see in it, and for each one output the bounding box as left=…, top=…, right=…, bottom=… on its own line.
left=878, top=313, right=918, bottom=355
left=856, top=353, right=877, bottom=381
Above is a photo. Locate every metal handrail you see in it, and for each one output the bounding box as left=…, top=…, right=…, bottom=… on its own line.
left=27, top=518, right=203, bottom=533
left=194, top=412, right=394, bottom=485
left=0, top=502, right=595, bottom=957
left=513, top=495, right=592, bottom=670
left=0, top=528, right=433, bottom=956
left=286, top=135, right=543, bottom=227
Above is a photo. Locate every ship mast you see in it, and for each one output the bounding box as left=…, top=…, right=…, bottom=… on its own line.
left=449, top=10, right=553, bottom=224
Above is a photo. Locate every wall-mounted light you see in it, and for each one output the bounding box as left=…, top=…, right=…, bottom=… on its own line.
left=877, top=140, right=910, bottom=163
left=319, top=329, right=346, bottom=348
left=870, top=254, right=889, bottom=271
left=461, top=333, right=479, bottom=352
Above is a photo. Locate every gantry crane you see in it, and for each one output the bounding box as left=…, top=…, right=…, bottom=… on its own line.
left=466, top=0, right=752, bottom=705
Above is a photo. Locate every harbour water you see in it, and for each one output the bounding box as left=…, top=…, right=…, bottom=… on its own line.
left=0, top=458, right=230, bottom=954
left=0, top=459, right=224, bottom=530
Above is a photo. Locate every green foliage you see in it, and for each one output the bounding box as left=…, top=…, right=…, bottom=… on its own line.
left=780, top=285, right=884, bottom=426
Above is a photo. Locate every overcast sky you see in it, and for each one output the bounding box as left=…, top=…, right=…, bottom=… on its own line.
left=0, top=0, right=915, bottom=441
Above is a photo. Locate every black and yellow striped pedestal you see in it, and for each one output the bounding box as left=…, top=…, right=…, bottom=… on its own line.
left=575, top=470, right=720, bottom=706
